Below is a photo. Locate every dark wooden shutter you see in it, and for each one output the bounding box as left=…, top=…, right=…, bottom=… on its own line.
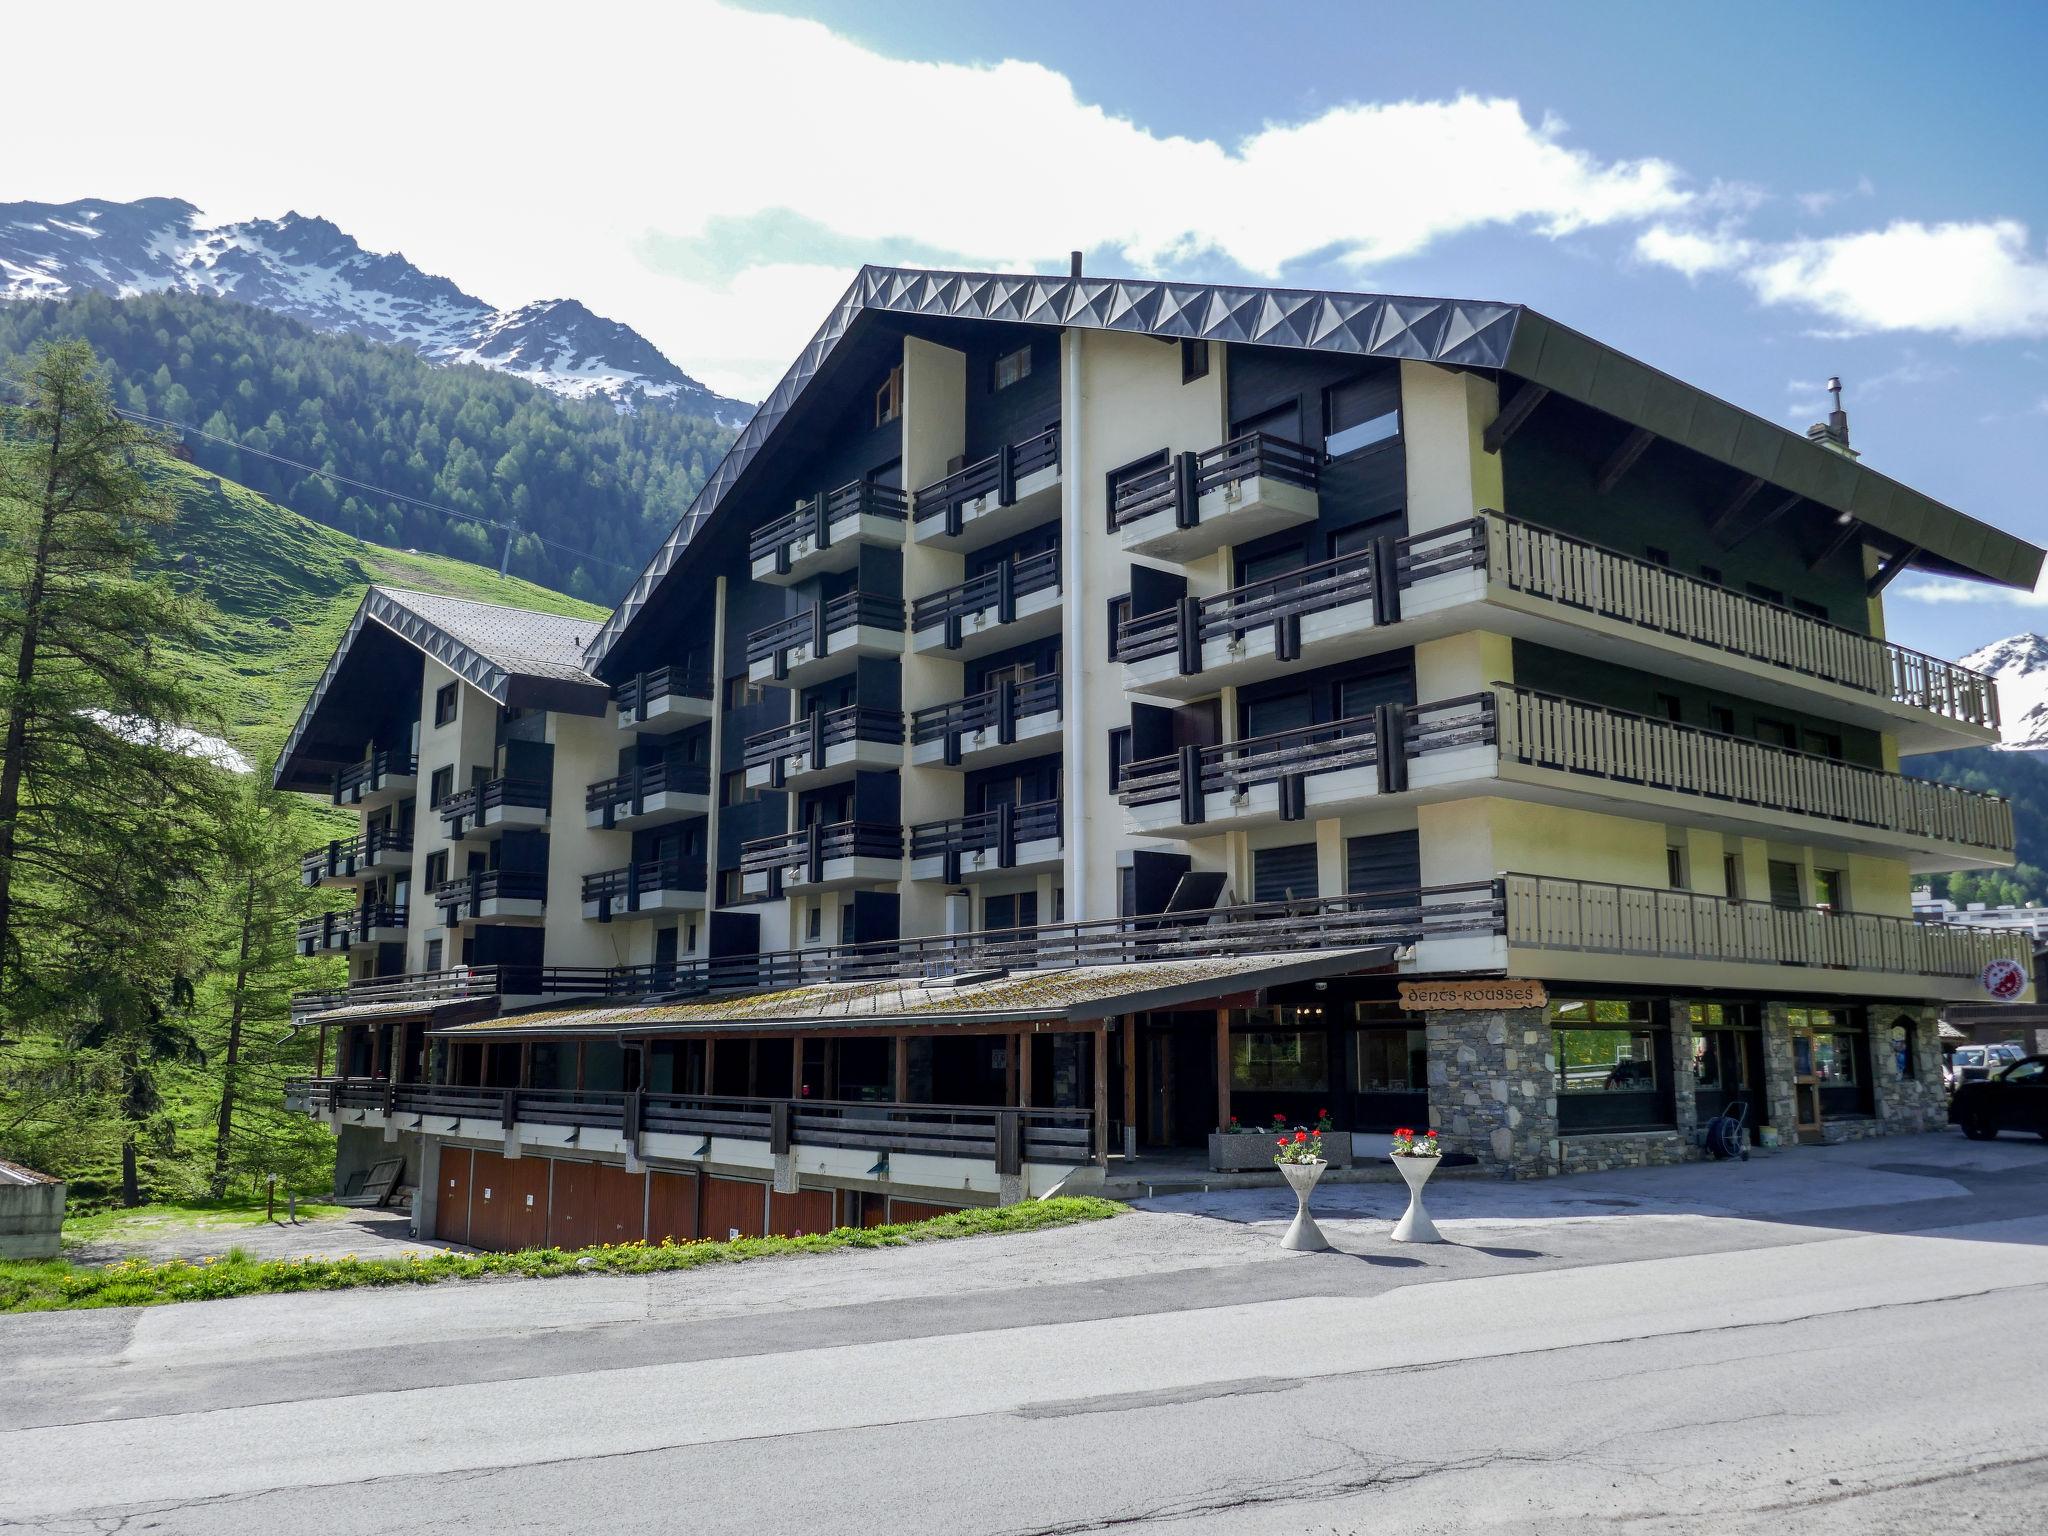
left=1346, top=830, right=1421, bottom=895
left=1254, top=843, right=1318, bottom=903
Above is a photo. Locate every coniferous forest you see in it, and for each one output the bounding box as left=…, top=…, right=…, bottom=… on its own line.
left=0, top=291, right=739, bottom=602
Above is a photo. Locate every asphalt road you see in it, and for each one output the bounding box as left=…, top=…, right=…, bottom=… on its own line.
left=4, top=1133, right=2046, bottom=1535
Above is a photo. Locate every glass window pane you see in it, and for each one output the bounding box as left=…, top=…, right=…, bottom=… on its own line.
left=1230, top=1030, right=1330, bottom=1092
left=1355, top=1028, right=1426, bottom=1092
left=1557, top=1028, right=1658, bottom=1093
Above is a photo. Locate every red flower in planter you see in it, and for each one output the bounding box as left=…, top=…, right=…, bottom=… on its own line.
left=1275, top=1137, right=1288, bottom=1148
left=1393, top=1127, right=1413, bottom=1137
left=1272, top=1112, right=1287, bottom=1123
left=1294, top=1130, right=1309, bottom=1142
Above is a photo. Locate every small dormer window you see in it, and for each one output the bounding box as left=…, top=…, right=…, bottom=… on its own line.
left=874, top=366, right=903, bottom=427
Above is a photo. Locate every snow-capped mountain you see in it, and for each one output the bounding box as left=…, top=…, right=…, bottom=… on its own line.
left=1960, top=633, right=2048, bottom=749
left=0, top=197, right=750, bottom=425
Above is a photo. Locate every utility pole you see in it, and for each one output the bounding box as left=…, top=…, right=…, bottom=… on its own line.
left=499, top=518, right=518, bottom=577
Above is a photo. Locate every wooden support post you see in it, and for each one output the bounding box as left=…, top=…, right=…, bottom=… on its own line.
left=1005, top=1033, right=1020, bottom=1107
left=1093, top=1023, right=1110, bottom=1167
left=1017, top=1029, right=1035, bottom=1108
left=575, top=1040, right=586, bottom=1092
left=894, top=1034, right=910, bottom=1102
left=1215, top=1009, right=1232, bottom=1136
left=518, top=1042, right=532, bottom=1089
left=748, top=1038, right=760, bottom=1097
left=705, top=1036, right=718, bottom=1094
left=1121, top=1017, right=1137, bottom=1153
left=792, top=1034, right=805, bottom=1098
left=315, top=1024, right=328, bottom=1079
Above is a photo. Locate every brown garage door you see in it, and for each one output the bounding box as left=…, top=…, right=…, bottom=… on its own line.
left=590, top=1163, right=648, bottom=1245
left=435, top=1146, right=474, bottom=1245
left=702, top=1176, right=766, bottom=1241
left=768, top=1186, right=836, bottom=1237
left=498, top=1156, right=550, bottom=1252
left=887, top=1198, right=965, bottom=1225
left=468, top=1149, right=509, bottom=1252
left=647, top=1170, right=699, bottom=1243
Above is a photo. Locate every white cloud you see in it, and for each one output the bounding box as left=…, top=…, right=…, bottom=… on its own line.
left=1639, top=218, right=2048, bottom=341
left=3, top=1, right=1692, bottom=398
left=1893, top=572, right=2048, bottom=609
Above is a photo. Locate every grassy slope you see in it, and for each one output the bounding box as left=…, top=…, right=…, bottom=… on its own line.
left=153, top=456, right=608, bottom=767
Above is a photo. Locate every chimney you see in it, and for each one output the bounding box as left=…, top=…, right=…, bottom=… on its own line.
left=1807, top=376, right=1860, bottom=459
left=1069, top=250, right=1084, bottom=279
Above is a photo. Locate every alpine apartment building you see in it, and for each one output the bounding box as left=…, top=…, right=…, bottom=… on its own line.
left=275, top=265, right=2041, bottom=1247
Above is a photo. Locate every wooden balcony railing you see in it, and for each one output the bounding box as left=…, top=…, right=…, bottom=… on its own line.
left=910, top=547, right=1062, bottom=641
left=748, top=480, right=909, bottom=567
left=1399, top=511, right=2000, bottom=732
left=435, top=869, right=547, bottom=917
left=331, top=749, right=415, bottom=805
left=1446, top=684, right=2014, bottom=853
left=911, top=424, right=1061, bottom=532
left=739, top=821, right=906, bottom=884
left=581, top=857, right=707, bottom=917
left=299, top=826, right=413, bottom=884
left=295, top=902, right=408, bottom=951
left=746, top=591, right=905, bottom=668
left=436, top=777, right=551, bottom=832
left=742, top=705, right=905, bottom=775
left=584, top=758, right=711, bottom=822
left=910, top=798, right=1063, bottom=874
left=1116, top=548, right=1376, bottom=664
left=911, top=675, right=1063, bottom=759
left=1111, top=432, right=1320, bottom=534
left=612, top=666, right=714, bottom=723
left=1118, top=715, right=1381, bottom=813
left=1504, top=871, right=2028, bottom=979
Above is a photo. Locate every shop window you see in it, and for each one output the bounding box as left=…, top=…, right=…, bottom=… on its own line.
left=1231, top=1014, right=1331, bottom=1092
left=434, top=683, right=459, bottom=727
left=1356, top=1027, right=1426, bottom=1093
left=991, top=345, right=1032, bottom=391
left=1552, top=998, right=1670, bottom=1132
left=1181, top=339, right=1209, bottom=383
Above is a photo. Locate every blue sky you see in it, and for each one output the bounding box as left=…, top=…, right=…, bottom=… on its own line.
left=14, top=0, right=2047, bottom=660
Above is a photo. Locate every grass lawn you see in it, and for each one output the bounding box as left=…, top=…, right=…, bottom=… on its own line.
left=4, top=1197, right=1125, bottom=1313
left=62, top=1197, right=354, bottom=1246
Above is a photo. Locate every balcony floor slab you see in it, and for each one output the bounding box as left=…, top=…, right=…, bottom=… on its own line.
left=618, top=696, right=713, bottom=734
left=749, top=628, right=905, bottom=689
left=911, top=586, right=1063, bottom=661
left=911, top=469, right=1061, bottom=552
left=584, top=791, right=711, bottom=831
left=751, top=515, right=907, bottom=587
left=745, top=740, right=905, bottom=794
left=911, top=710, right=1063, bottom=771
left=1120, top=477, right=1319, bottom=562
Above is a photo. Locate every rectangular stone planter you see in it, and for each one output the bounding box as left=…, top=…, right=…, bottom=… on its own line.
left=1209, top=1132, right=1353, bottom=1171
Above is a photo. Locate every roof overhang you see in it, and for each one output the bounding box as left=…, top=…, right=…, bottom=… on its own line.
left=429, top=946, right=1397, bottom=1041
left=586, top=266, right=2040, bottom=670
left=274, top=587, right=609, bottom=791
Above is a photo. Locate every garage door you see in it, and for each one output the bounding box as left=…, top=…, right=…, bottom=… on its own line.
left=767, top=1186, right=835, bottom=1237
left=467, top=1150, right=509, bottom=1252
left=887, top=1198, right=966, bottom=1225
left=434, top=1146, right=474, bottom=1245
left=647, top=1170, right=699, bottom=1243
left=702, top=1176, right=767, bottom=1241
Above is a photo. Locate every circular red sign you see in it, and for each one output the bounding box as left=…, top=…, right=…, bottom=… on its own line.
left=1981, top=958, right=2027, bottom=1001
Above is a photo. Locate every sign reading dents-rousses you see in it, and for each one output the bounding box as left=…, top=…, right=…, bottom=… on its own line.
left=1397, top=979, right=1550, bottom=1012
left=1980, top=958, right=2028, bottom=1001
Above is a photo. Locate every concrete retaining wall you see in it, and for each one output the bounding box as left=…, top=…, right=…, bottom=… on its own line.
left=0, top=1176, right=65, bottom=1260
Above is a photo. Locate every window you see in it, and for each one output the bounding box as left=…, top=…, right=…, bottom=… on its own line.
left=1768, top=860, right=1803, bottom=909
left=430, top=765, right=454, bottom=807
left=1753, top=717, right=1796, bottom=750
left=1890, top=1018, right=1917, bottom=1079
left=874, top=365, right=903, bottom=426
left=1699, top=564, right=1724, bottom=586
left=1552, top=1000, right=1664, bottom=1126
left=1814, top=867, right=1844, bottom=911
left=1108, top=727, right=1132, bottom=792
left=1323, top=375, right=1400, bottom=459
left=806, top=906, right=823, bottom=941
left=991, top=345, right=1032, bottom=391
left=1355, top=1026, right=1426, bottom=1092
left=1804, top=730, right=1844, bottom=760
left=1791, top=596, right=1830, bottom=622
left=725, top=675, right=769, bottom=711
left=1106, top=594, right=1131, bottom=660
left=425, top=850, right=449, bottom=890
left=984, top=891, right=1038, bottom=931
left=1655, top=693, right=1683, bottom=722
left=434, top=683, right=458, bottom=727
left=722, top=770, right=765, bottom=807
left=1723, top=853, right=1743, bottom=900
left=1180, top=339, right=1209, bottom=383
left=1746, top=581, right=1785, bottom=607
left=1645, top=546, right=1671, bottom=567
left=1231, top=1010, right=1331, bottom=1091
left=1667, top=845, right=1687, bottom=888
left=424, top=937, right=443, bottom=972
left=718, top=868, right=746, bottom=906
left=1254, top=843, right=1318, bottom=904
left=1709, top=705, right=1736, bottom=736
left=1346, top=830, right=1421, bottom=895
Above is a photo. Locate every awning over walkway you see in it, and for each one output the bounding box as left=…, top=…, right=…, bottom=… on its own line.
left=428, top=947, right=1396, bottom=1041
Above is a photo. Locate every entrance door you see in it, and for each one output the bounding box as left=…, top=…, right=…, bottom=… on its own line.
left=1791, top=1027, right=1824, bottom=1143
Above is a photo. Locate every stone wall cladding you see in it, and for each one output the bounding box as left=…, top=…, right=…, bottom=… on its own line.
left=1873, top=1004, right=1948, bottom=1133
left=1428, top=1006, right=1556, bottom=1176
left=1556, top=1131, right=1692, bottom=1175
left=1761, top=1001, right=1800, bottom=1138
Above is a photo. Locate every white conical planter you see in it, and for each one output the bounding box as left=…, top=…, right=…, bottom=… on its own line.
left=1389, top=1154, right=1443, bottom=1243
left=1278, top=1159, right=1330, bottom=1251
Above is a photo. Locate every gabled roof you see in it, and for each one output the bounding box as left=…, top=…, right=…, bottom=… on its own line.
left=272, top=587, right=608, bottom=790
left=585, top=265, right=2042, bottom=669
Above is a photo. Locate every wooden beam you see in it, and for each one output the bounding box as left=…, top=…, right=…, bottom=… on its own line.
left=1595, top=426, right=1655, bottom=494
left=315, top=1024, right=327, bottom=1079
left=1481, top=382, right=1549, bottom=454
left=791, top=1034, right=805, bottom=1097
left=893, top=1037, right=910, bottom=1102
left=1215, top=1010, right=1232, bottom=1135
left=1705, top=475, right=1765, bottom=540
left=1868, top=544, right=1922, bottom=595
left=1121, top=1018, right=1138, bottom=1154
left=1093, top=1024, right=1110, bottom=1168
left=1807, top=515, right=1861, bottom=571
left=1719, top=491, right=1802, bottom=549
left=1017, top=1029, right=1034, bottom=1109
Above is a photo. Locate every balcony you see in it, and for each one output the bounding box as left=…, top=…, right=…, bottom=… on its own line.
left=1402, top=686, right=2014, bottom=870
left=748, top=480, right=909, bottom=586
left=299, top=826, right=412, bottom=886
left=436, top=869, right=548, bottom=922
left=1397, top=511, right=2001, bottom=752
left=330, top=750, right=416, bottom=809
left=910, top=548, right=1062, bottom=660
left=740, top=821, right=905, bottom=897
left=290, top=962, right=668, bottom=1023
left=1115, top=434, right=1321, bottom=562
left=743, top=705, right=905, bottom=793
left=910, top=425, right=1061, bottom=550
left=909, top=798, right=1063, bottom=883
left=295, top=902, right=409, bottom=957
left=910, top=675, right=1063, bottom=770
left=747, top=592, right=906, bottom=688
left=1502, top=872, right=2029, bottom=1000
left=438, top=777, right=551, bottom=838
left=584, top=758, right=711, bottom=830
left=613, top=667, right=715, bottom=734
left=1117, top=550, right=1377, bottom=698
left=1118, top=714, right=1384, bottom=837
left=581, top=858, right=708, bottom=922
